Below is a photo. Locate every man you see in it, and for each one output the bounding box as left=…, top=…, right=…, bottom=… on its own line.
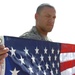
left=20, top=3, right=56, bottom=41
left=0, top=3, right=56, bottom=66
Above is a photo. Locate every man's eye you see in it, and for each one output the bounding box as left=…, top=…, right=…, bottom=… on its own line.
left=46, top=15, right=51, bottom=18
left=53, top=16, right=56, bottom=19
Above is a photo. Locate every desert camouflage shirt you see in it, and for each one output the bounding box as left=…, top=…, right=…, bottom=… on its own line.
left=20, top=26, right=51, bottom=41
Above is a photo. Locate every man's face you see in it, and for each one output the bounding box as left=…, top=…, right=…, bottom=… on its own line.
left=36, top=7, right=56, bottom=33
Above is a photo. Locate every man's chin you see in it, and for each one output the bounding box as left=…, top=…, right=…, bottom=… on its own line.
left=47, top=29, right=53, bottom=32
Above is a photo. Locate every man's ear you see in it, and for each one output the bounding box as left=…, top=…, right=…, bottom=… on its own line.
left=35, top=13, right=39, bottom=20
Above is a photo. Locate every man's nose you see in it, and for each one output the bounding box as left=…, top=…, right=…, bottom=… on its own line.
left=48, top=18, right=54, bottom=22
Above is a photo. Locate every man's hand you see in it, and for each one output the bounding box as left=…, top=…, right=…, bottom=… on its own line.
left=0, top=45, right=9, bottom=65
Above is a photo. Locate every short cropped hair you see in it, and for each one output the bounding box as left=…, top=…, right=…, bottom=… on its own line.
left=36, top=3, right=55, bottom=14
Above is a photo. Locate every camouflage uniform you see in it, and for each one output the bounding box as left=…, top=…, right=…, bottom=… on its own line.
left=20, top=26, right=51, bottom=41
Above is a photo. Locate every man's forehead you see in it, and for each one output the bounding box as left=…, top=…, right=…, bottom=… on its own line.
left=40, top=7, right=56, bottom=15
left=41, top=7, right=56, bottom=13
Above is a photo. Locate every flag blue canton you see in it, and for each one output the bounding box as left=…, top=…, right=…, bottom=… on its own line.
left=4, top=36, right=61, bottom=75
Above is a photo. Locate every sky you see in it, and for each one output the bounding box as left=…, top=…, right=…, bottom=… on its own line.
left=0, top=0, right=75, bottom=44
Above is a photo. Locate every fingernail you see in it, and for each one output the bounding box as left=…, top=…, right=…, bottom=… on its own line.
left=4, top=48, right=9, bottom=51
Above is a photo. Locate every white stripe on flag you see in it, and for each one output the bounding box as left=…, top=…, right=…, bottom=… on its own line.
left=60, top=52, right=75, bottom=62
left=61, top=67, right=75, bottom=75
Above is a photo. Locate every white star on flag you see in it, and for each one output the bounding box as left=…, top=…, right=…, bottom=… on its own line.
left=57, top=62, right=59, bottom=67
left=45, top=63, right=49, bottom=69
left=35, top=47, right=39, bottom=54
left=24, top=47, right=29, bottom=55
left=10, top=68, right=20, bottom=75
left=37, top=64, right=42, bottom=71
left=52, top=62, right=55, bottom=68
left=43, top=70, right=46, bottom=75
left=54, top=55, right=57, bottom=61
left=10, top=47, right=16, bottom=56
left=51, top=48, right=54, bottom=54
left=44, top=47, right=48, bottom=54
left=40, top=54, right=44, bottom=61
left=28, top=66, right=34, bottom=73
left=48, top=55, right=51, bottom=61
left=57, top=49, right=60, bottom=54
left=56, top=68, right=58, bottom=74
left=19, top=55, right=25, bottom=65
left=31, top=55, right=36, bottom=63
left=36, top=73, right=39, bottom=75
left=50, top=69, right=53, bottom=75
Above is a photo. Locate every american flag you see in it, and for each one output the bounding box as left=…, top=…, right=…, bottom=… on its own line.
left=0, top=36, right=75, bottom=75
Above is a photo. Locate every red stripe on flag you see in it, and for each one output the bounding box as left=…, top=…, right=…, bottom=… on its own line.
left=61, top=44, right=75, bottom=53
left=60, top=60, right=75, bottom=72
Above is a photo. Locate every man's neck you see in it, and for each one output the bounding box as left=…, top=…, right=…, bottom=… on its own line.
left=36, top=26, right=48, bottom=37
